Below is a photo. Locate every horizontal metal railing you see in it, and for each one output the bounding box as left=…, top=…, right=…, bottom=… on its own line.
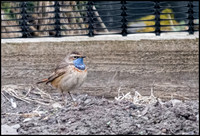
left=1, top=1, right=199, bottom=38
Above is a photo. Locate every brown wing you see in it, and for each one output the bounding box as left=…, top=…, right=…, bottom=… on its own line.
left=36, top=55, right=71, bottom=85
left=36, top=65, right=68, bottom=84
left=45, top=71, right=66, bottom=84
left=36, top=78, right=49, bottom=84
left=45, top=62, right=70, bottom=84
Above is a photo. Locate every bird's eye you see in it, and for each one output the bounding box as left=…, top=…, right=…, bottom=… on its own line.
left=74, top=56, right=79, bottom=59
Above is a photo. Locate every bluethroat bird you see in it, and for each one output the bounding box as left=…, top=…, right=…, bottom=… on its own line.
left=36, top=51, right=87, bottom=103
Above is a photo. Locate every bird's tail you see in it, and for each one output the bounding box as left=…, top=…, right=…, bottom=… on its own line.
left=36, top=78, right=48, bottom=84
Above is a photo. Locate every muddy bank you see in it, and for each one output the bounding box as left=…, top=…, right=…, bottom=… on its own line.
left=1, top=39, right=199, bottom=100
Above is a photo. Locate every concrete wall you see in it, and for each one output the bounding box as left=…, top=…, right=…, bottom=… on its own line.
left=1, top=34, right=199, bottom=100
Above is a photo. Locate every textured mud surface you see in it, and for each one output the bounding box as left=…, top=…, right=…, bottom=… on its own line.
left=1, top=87, right=199, bottom=135
left=2, top=39, right=199, bottom=100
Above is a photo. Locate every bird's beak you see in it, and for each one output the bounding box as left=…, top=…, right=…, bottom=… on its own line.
left=81, top=56, right=86, bottom=58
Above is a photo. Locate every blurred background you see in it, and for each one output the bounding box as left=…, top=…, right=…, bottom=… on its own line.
left=1, top=1, right=199, bottom=38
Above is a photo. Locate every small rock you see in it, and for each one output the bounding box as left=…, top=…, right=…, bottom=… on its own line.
left=84, top=99, right=91, bottom=104
left=161, top=128, right=167, bottom=133
left=23, top=118, right=32, bottom=122
left=128, top=104, right=137, bottom=109
left=170, top=99, right=182, bottom=107
left=10, top=98, right=17, bottom=108
left=196, top=114, right=199, bottom=121
left=52, top=102, right=63, bottom=108
left=1, top=124, right=20, bottom=135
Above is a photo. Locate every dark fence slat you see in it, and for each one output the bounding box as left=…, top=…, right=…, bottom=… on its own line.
left=154, top=1, right=161, bottom=36
left=87, top=1, right=94, bottom=37
left=121, top=1, right=128, bottom=36
left=54, top=1, right=61, bottom=37
left=188, top=1, right=194, bottom=34
left=20, top=2, right=30, bottom=38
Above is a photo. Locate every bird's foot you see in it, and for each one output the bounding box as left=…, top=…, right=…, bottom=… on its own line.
left=72, top=101, right=79, bottom=106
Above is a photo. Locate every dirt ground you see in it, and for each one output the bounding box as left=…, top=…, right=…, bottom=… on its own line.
left=1, top=84, right=199, bottom=135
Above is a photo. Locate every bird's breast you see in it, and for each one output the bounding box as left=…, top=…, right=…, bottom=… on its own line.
left=57, top=66, right=87, bottom=92
left=73, top=67, right=87, bottom=73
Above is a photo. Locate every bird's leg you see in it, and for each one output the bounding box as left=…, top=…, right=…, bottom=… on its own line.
left=61, top=91, right=66, bottom=105
left=68, top=91, right=74, bottom=101
left=68, top=91, right=78, bottom=106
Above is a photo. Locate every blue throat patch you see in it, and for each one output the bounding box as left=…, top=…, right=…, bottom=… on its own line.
left=73, top=58, right=85, bottom=70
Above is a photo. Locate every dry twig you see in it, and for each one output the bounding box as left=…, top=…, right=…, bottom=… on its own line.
left=2, top=84, right=53, bottom=106
left=115, top=81, right=163, bottom=106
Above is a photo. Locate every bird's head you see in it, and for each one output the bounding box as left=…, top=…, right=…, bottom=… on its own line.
left=67, top=51, right=86, bottom=70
